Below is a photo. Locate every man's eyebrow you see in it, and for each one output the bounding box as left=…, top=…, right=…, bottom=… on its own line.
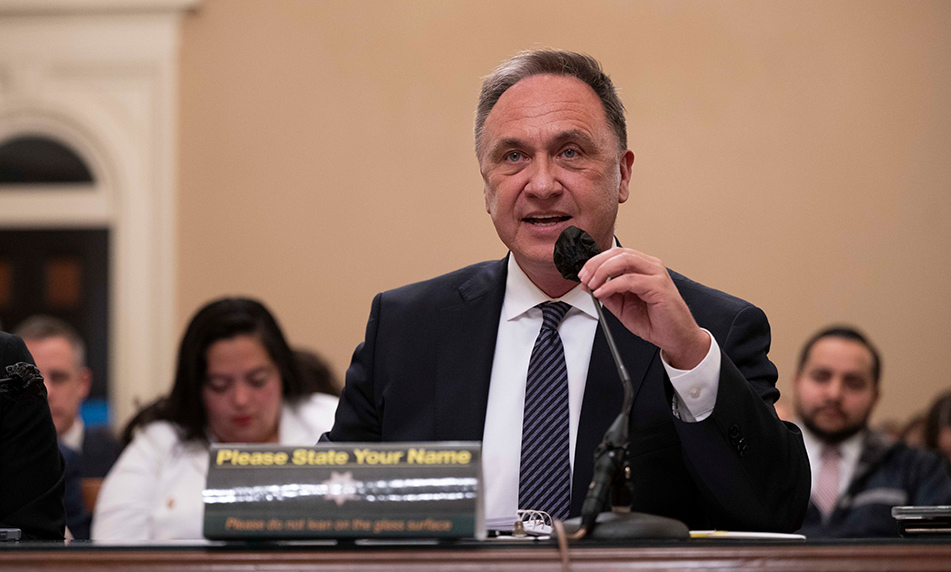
left=551, top=129, right=597, bottom=149
left=486, top=137, right=527, bottom=159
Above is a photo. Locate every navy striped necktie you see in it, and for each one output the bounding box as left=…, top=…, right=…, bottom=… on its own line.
left=518, top=301, right=572, bottom=521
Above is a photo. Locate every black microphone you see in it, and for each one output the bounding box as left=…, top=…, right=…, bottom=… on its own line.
left=0, top=362, right=47, bottom=402
left=553, top=227, right=632, bottom=397
left=552, top=226, right=601, bottom=282
left=553, top=227, right=633, bottom=536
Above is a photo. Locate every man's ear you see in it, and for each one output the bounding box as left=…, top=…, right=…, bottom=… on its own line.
left=79, top=367, right=92, bottom=400
left=483, top=181, right=495, bottom=215
left=618, top=149, right=635, bottom=204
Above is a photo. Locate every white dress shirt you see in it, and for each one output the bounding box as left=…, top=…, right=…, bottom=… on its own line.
left=93, top=393, right=339, bottom=541
left=481, top=254, right=722, bottom=521
left=799, top=424, right=865, bottom=502
left=60, top=418, right=84, bottom=452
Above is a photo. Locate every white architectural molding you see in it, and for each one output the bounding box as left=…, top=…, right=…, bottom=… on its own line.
left=0, top=0, right=199, bottom=16
left=0, top=109, right=114, bottom=225
left=0, top=2, right=197, bottom=427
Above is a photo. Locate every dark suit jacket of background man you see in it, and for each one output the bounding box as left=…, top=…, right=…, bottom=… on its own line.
left=0, top=332, right=66, bottom=539
left=799, top=430, right=951, bottom=537
left=327, top=257, right=811, bottom=532
left=79, top=425, right=120, bottom=479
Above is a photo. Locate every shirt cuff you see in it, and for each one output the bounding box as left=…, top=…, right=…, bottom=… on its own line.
left=661, top=329, right=720, bottom=422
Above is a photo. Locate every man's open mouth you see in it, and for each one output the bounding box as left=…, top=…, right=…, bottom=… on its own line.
left=524, top=215, right=571, bottom=226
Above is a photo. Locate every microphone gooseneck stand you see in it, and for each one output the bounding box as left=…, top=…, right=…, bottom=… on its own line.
left=552, top=226, right=688, bottom=540
left=567, top=292, right=635, bottom=538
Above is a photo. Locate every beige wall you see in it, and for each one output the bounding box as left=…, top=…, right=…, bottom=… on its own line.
left=178, top=0, right=951, bottom=425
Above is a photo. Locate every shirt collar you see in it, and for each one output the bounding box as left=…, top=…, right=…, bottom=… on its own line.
left=798, top=421, right=865, bottom=464
left=61, top=418, right=84, bottom=452
left=503, top=254, right=599, bottom=321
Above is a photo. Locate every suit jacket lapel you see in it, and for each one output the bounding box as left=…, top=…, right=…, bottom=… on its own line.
left=571, top=308, right=658, bottom=515
left=433, top=258, right=507, bottom=441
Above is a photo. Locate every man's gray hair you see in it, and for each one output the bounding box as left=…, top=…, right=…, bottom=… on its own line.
left=14, top=315, right=86, bottom=366
left=474, top=48, right=628, bottom=158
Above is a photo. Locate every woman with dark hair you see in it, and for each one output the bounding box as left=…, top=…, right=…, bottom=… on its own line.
left=924, top=391, right=951, bottom=468
left=92, top=298, right=337, bottom=540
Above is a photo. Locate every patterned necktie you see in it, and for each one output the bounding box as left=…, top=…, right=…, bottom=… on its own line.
left=518, top=301, right=572, bottom=521
left=813, top=444, right=842, bottom=518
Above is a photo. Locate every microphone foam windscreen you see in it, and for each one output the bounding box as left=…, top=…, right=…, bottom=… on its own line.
left=553, top=226, right=601, bottom=282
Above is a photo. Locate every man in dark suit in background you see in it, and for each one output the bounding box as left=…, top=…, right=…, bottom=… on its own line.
left=793, top=326, right=951, bottom=537
left=16, top=316, right=119, bottom=480
left=327, top=49, right=810, bottom=532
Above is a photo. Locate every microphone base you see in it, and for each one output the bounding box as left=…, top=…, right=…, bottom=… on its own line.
left=562, top=511, right=689, bottom=540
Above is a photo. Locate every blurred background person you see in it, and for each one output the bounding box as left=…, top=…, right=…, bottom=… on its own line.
left=0, top=331, right=66, bottom=540
left=16, top=316, right=120, bottom=479
left=872, top=419, right=903, bottom=444
left=92, top=297, right=338, bottom=541
left=900, top=413, right=928, bottom=449
left=792, top=326, right=951, bottom=538
left=924, top=391, right=951, bottom=469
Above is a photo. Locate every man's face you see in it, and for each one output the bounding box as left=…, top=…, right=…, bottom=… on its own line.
left=478, top=74, right=634, bottom=279
left=793, top=336, right=879, bottom=443
left=24, top=336, right=91, bottom=436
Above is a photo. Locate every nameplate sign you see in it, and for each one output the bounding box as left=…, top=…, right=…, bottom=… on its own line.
left=203, top=442, right=483, bottom=540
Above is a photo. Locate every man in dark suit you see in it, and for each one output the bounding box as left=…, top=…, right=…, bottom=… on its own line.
left=0, top=331, right=66, bottom=539
left=16, top=316, right=120, bottom=480
left=792, top=326, right=951, bottom=537
left=326, top=49, right=810, bottom=532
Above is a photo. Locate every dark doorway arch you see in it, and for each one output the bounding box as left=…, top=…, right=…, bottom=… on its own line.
left=0, top=135, right=94, bottom=184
